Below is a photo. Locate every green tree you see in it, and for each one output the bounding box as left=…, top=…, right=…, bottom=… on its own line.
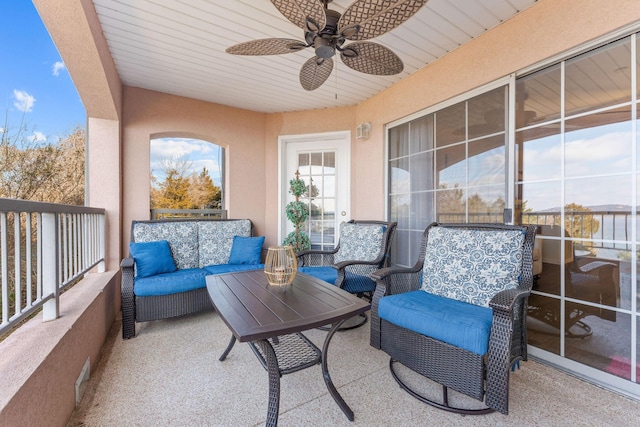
left=190, top=167, right=221, bottom=208
left=150, top=157, right=221, bottom=210
left=562, top=203, right=600, bottom=240
left=0, top=120, right=84, bottom=204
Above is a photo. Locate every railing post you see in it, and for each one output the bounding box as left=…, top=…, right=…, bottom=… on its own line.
left=42, top=212, right=59, bottom=321
left=98, top=214, right=106, bottom=273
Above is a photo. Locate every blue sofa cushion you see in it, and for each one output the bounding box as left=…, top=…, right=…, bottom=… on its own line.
left=204, top=264, right=265, bottom=275
left=421, top=227, right=525, bottom=307
left=299, top=266, right=376, bottom=293
left=378, top=290, right=493, bottom=355
left=134, top=268, right=207, bottom=297
left=129, top=240, right=177, bottom=278
left=228, top=236, right=265, bottom=265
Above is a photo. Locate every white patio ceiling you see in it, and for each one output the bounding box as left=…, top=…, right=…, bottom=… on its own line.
left=92, top=0, right=538, bottom=113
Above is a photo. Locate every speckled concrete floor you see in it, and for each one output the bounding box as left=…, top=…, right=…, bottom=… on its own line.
left=68, top=310, right=640, bottom=427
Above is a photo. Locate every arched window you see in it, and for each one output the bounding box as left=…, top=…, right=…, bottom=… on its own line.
left=149, top=137, right=225, bottom=217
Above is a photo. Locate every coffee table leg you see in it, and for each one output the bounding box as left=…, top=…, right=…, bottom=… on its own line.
left=322, top=319, right=354, bottom=421
left=255, top=339, right=280, bottom=427
left=219, top=334, right=236, bottom=361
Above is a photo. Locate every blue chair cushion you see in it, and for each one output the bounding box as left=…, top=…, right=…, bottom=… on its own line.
left=299, top=266, right=376, bottom=293
left=299, top=266, right=337, bottom=284
left=204, top=263, right=265, bottom=275
left=129, top=240, right=177, bottom=278
left=378, top=290, right=493, bottom=355
left=228, top=236, right=265, bottom=265
left=134, top=268, right=207, bottom=297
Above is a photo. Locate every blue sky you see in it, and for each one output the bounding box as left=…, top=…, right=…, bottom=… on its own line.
left=1, top=2, right=85, bottom=142
left=1, top=2, right=221, bottom=186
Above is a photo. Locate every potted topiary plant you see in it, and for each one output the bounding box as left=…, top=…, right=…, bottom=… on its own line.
left=283, top=170, right=311, bottom=252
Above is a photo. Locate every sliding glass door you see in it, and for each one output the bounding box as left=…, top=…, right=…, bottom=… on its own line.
left=388, top=85, right=509, bottom=267
left=386, top=32, right=640, bottom=398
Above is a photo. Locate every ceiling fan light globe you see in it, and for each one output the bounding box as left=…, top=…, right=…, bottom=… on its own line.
left=340, top=24, right=360, bottom=39
left=306, top=17, right=320, bottom=33
left=341, top=47, right=358, bottom=58
left=316, top=45, right=335, bottom=58
left=314, top=36, right=335, bottom=58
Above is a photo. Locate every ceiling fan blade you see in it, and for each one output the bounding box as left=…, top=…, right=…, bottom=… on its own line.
left=226, top=38, right=307, bottom=55
left=339, top=0, right=429, bottom=41
left=340, top=42, right=403, bottom=75
left=270, top=0, right=326, bottom=32
left=299, top=56, right=334, bottom=91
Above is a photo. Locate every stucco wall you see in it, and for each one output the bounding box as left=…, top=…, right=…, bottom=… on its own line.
left=121, top=86, right=268, bottom=252
left=347, top=0, right=640, bottom=225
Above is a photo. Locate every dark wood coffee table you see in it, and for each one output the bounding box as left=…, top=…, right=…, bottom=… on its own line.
left=206, top=270, right=370, bottom=427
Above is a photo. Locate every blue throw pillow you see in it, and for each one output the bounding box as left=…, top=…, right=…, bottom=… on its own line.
left=129, top=240, right=177, bottom=278
left=228, top=236, right=265, bottom=265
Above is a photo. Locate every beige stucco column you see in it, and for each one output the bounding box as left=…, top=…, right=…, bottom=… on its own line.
left=86, top=117, right=121, bottom=270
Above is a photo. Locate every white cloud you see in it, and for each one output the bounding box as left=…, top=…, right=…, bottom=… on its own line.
left=27, top=131, right=47, bottom=142
left=150, top=138, right=222, bottom=183
left=150, top=138, right=215, bottom=162
left=13, top=89, right=36, bottom=112
left=52, top=61, right=65, bottom=77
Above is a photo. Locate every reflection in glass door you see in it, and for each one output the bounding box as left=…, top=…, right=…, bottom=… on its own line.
left=387, top=85, right=509, bottom=267
left=516, top=34, right=639, bottom=394
left=297, top=151, right=336, bottom=251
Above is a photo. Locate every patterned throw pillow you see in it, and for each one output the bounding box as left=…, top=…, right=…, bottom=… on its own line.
left=198, top=219, right=252, bottom=267
left=334, top=223, right=385, bottom=264
left=132, top=222, right=199, bottom=269
left=421, top=227, right=525, bottom=307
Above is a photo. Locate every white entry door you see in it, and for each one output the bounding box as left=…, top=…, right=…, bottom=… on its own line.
left=280, top=131, right=350, bottom=250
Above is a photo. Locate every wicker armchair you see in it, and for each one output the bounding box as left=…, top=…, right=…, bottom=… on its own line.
left=297, top=220, right=397, bottom=328
left=370, top=222, right=536, bottom=415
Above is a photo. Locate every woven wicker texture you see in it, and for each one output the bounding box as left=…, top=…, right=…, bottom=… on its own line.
left=370, top=222, right=536, bottom=415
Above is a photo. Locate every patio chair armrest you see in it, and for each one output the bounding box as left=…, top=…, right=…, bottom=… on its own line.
left=121, top=257, right=134, bottom=269
left=370, top=265, right=423, bottom=349
left=120, top=257, right=136, bottom=339
left=489, top=288, right=531, bottom=313
left=297, top=248, right=337, bottom=267
left=334, top=258, right=380, bottom=270
left=486, top=287, right=531, bottom=414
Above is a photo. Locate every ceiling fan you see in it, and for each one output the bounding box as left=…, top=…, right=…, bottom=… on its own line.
left=226, top=0, right=429, bottom=91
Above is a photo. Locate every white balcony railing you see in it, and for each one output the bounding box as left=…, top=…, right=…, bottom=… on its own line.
left=0, top=198, right=106, bottom=337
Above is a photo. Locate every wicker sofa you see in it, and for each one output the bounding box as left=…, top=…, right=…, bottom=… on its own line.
left=370, top=222, right=536, bottom=415
left=121, top=218, right=264, bottom=339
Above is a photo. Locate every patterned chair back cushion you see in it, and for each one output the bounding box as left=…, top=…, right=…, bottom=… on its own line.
left=198, top=219, right=252, bottom=267
left=334, top=223, right=385, bottom=264
left=132, top=221, right=199, bottom=270
left=421, top=227, right=525, bottom=307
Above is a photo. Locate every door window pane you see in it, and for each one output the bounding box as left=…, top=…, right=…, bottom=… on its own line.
left=436, top=143, right=466, bottom=188
left=564, top=107, right=632, bottom=177
left=516, top=64, right=561, bottom=127
left=436, top=103, right=465, bottom=147
left=516, top=127, right=561, bottom=182
left=436, top=188, right=466, bottom=223
left=389, top=123, right=409, bottom=158
left=468, top=86, right=507, bottom=139
left=468, top=135, right=505, bottom=186
left=411, top=115, right=434, bottom=152
left=565, top=38, right=632, bottom=117
left=410, top=152, right=433, bottom=192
